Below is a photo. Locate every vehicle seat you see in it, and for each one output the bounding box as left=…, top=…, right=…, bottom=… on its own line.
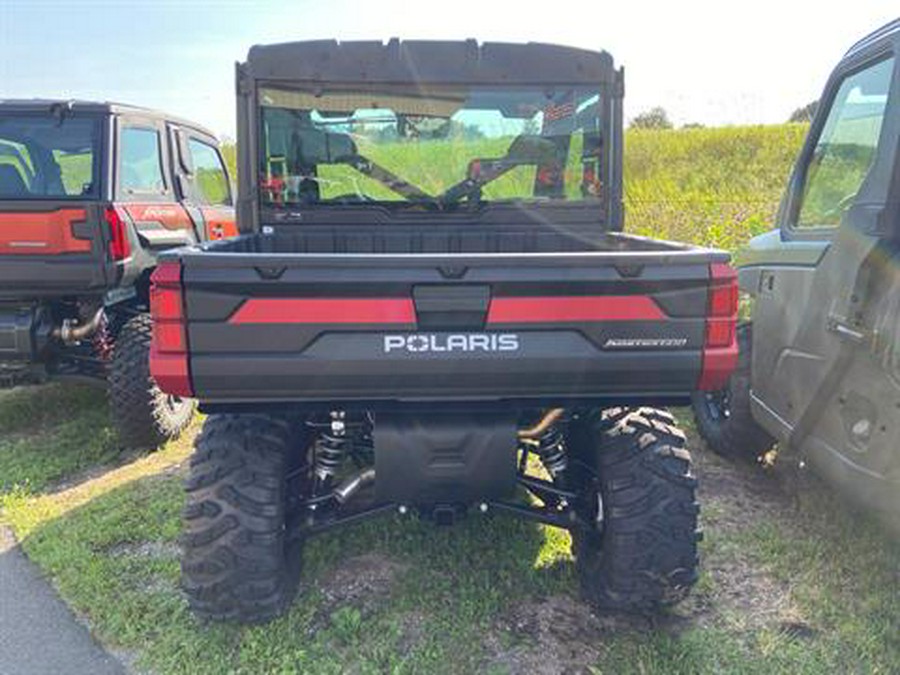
left=292, top=128, right=358, bottom=166
left=289, top=128, right=359, bottom=201
left=0, top=164, right=29, bottom=198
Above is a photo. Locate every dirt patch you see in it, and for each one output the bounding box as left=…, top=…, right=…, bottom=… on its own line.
left=315, top=552, right=407, bottom=614
left=484, top=594, right=646, bottom=675
left=695, top=447, right=789, bottom=529
left=700, top=558, right=799, bottom=631
left=106, top=540, right=179, bottom=560
left=146, top=575, right=178, bottom=595
left=688, top=435, right=807, bottom=631
left=396, top=610, right=428, bottom=656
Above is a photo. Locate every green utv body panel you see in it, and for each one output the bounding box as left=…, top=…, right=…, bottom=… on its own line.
left=736, top=230, right=830, bottom=294
left=729, top=18, right=900, bottom=533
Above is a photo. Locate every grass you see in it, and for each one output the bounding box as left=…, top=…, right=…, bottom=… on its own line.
left=1, top=123, right=898, bottom=673
left=624, top=124, right=808, bottom=250
left=0, top=384, right=120, bottom=494
left=1, top=389, right=896, bottom=674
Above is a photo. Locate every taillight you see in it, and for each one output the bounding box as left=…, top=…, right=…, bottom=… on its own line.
left=698, top=263, right=739, bottom=390
left=149, top=261, right=193, bottom=397
left=104, top=206, right=131, bottom=261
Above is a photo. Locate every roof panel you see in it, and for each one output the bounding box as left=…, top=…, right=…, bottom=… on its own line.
left=244, top=39, right=616, bottom=85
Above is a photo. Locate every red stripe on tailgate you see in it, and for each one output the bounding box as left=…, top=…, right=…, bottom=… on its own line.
left=486, top=296, right=665, bottom=323
left=230, top=298, right=416, bottom=325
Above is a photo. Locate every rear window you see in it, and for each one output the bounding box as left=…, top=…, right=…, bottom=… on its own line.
left=257, top=85, right=605, bottom=213
left=0, top=114, right=99, bottom=200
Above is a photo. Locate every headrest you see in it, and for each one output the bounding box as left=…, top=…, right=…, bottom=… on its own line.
left=0, top=164, right=29, bottom=197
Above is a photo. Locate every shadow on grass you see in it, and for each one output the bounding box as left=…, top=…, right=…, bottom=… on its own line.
left=4, top=386, right=898, bottom=674
left=26, top=451, right=898, bottom=675
left=0, top=383, right=121, bottom=495
left=12, top=465, right=576, bottom=674
left=0, top=384, right=580, bottom=672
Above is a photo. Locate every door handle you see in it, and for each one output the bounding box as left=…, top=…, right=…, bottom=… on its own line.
left=826, top=314, right=878, bottom=350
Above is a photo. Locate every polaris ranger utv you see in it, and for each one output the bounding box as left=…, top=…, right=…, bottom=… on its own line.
left=692, top=20, right=900, bottom=533
left=0, top=100, right=236, bottom=449
left=151, top=40, right=739, bottom=623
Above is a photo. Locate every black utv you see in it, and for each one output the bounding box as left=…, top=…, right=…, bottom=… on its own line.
left=150, top=40, right=739, bottom=622
left=0, top=100, right=236, bottom=449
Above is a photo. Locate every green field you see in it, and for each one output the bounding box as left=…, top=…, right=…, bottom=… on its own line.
left=623, top=124, right=808, bottom=249
left=2, top=124, right=898, bottom=675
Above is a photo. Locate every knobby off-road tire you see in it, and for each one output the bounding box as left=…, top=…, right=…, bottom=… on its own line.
left=691, top=324, right=774, bottom=461
left=108, top=314, right=195, bottom=451
left=569, top=407, right=701, bottom=612
left=181, top=415, right=306, bottom=623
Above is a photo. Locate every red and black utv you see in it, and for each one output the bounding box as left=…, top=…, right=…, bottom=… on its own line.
left=0, top=100, right=236, bottom=449
left=151, top=41, right=739, bottom=623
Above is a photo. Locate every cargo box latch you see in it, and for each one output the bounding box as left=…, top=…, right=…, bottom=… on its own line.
left=412, top=285, right=490, bottom=329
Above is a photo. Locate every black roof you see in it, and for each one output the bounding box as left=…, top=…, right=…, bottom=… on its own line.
left=243, top=39, right=617, bottom=86
left=844, top=18, right=900, bottom=58
left=0, top=99, right=218, bottom=138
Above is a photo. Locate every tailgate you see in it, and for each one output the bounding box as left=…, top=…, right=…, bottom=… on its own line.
left=164, top=249, right=735, bottom=406
left=0, top=201, right=112, bottom=298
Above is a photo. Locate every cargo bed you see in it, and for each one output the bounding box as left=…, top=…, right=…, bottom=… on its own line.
left=154, top=230, right=737, bottom=409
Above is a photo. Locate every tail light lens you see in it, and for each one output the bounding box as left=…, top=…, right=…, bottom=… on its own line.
left=104, top=206, right=131, bottom=261
left=149, top=261, right=193, bottom=397
left=698, top=263, right=739, bottom=390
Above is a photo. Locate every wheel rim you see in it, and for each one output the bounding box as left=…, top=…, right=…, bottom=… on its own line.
left=577, top=476, right=605, bottom=535
left=159, top=392, right=194, bottom=427
left=165, top=395, right=184, bottom=414
left=702, top=388, right=731, bottom=423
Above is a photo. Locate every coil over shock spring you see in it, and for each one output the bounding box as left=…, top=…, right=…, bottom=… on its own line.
left=91, top=312, right=114, bottom=362
left=534, top=424, right=568, bottom=478
left=314, top=411, right=347, bottom=482
left=309, top=411, right=375, bottom=486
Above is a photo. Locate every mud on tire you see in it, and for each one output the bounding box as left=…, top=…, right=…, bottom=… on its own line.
left=108, top=313, right=195, bottom=450
left=181, top=414, right=307, bottom=623
left=691, top=324, right=775, bottom=461
left=569, top=407, right=701, bottom=612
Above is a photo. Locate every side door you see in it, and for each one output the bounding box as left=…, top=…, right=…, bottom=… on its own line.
left=751, top=46, right=900, bottom=515
left=116, top=115, right=196, bottom=257
left=169, top=126, right=236, bottom=242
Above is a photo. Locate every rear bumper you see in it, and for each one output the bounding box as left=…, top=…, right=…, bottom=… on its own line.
left=189, top=330, right=703, bottom=406
left=0, top=255, right=110, bottom=300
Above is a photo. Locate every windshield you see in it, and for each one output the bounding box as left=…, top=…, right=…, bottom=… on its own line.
left=0, top=113, right=100, bottom=200
left=257, top=85, right=604, bottom=211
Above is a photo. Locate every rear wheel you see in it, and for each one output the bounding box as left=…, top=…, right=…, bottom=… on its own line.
left=691, top=324, right=774, bottom=461
left=568, top=407, right=700, bottom=612
left=108, top=314, right=195, bottom=450
left=181, top=414, right=310, bottom=623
